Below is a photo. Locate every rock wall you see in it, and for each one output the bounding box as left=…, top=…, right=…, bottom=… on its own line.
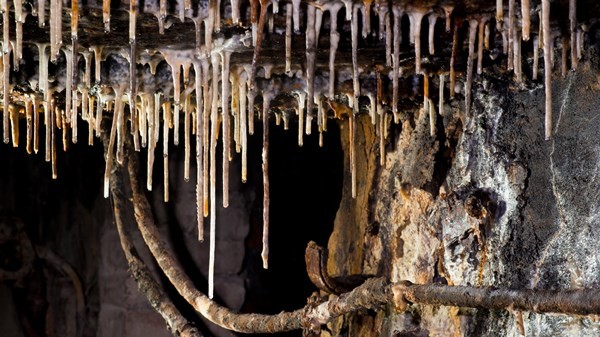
left=327, top=49, right=600, bottom=337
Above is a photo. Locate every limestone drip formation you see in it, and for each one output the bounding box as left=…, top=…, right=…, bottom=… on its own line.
left=0, top=0, right=595, bottom=300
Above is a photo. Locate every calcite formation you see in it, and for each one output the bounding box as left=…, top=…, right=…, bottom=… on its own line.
left=0, top=0, right=598, bottom=318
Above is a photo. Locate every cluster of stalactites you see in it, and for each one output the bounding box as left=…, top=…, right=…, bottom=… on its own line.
left=0, top=0, right=586, bottom=299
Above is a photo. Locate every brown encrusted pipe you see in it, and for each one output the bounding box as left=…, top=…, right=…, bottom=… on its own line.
left=124, top=146, right=305, bottom=333
left=107, top=152, right=600, bottom=335
left=393, top=282, right=600, bottom=315
left=110, top=163, right=201, bottom=337
left=117, top=143, right=600, bottom=334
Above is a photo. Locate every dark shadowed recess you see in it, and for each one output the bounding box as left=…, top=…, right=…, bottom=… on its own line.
left=0, top=114, right=343, bottom=337
left=241, top=118, right=344, bottom=337
left=0, top=122, right=105, bottom=337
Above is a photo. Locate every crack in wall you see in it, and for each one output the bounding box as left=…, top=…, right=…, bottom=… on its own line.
left=531, top=71, right=575, bottom=289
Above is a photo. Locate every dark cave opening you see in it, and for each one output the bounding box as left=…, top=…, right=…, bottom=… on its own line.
left=0, top=113, right=345, bottom=337
left=239, top=118, right=344, bottom=335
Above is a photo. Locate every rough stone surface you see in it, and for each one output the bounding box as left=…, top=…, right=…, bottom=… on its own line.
left=325, top=50, right=600, bottom=337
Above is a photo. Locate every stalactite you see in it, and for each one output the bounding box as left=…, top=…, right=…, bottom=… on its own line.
left=362, top=0, right=373, bottom=38
left=377, top=71, right=384, bottom=165
left=502, top=26, right=508, bottom=55
left=249, top=0, right=270, bottom=95
left=231, top=0, right=241, bottom=25
left=157, top=0, right=166, bottom=34
left=296, top=91, right=305, bottom=146
left=95, top=92, right=103, bottom=137
left=82, top=49, right=92, bottom=102
left=129, top=0, right=138, bottom=137
left=428, top=13, right=438, bottom=55
left=8, top=104, right=18, bottom=148
left=163, top=101, right=171, bottom=202
left=292, top=0, right=301, bottom=32
left=428, top=98, right=436, bottom=137
left=542, top=0, right=552, bottom=140
left=392, top=5, right=402, bottom=121
left=131, top=95, right=140, bottom=152
left=205, top=0, right=215, bottom=55
left=201, top=60, right=210, bottom=217
left=214, top=0, right=221, bottom=32
left=449, top=22, right=458, bottom=99
left=231, top=72, right=240, bottom=154
left=538, top=11, right=543, bottom=50
left=193, top=62, right=204, bottom=241
left=184, top=89, right=191, bottom=182
left=38, top=0, right=45, bottom=27
left=315, top=7, right=323, bottom=45
left=115, top=86, right=126, bottom=165
left=147, top=93, right=161, bottom=191
left=71, top=0, right=79, bottom=41
left=164, top=58, right=181, bottom=146
left=465, top=19, right=478, bottom=117
left=351, top=5, right=360, bottom=113
left=570, top=0, right=577, bottom=70
left=521, top=0, right=530, bottom=41
left=577, top=28, right=583, bottom=61
left=285, top=3, right=292, bottom=73
left=484, top=21, right=490, bottom=50
left=408, top=8, right=427, bottom=74
left=442, top=5, right=453, bottom=32
left=305, top=5, right=316, bottom=136
left=368, top=93, right=376, bottom=125
left=513, top=29, right=522, bottom=83
left=496, top=0, right=504, bottom=24
left=507, top=0, right=515, bottom=71
left=477, top=18, right=488, bottom=75
left=93, top=46, right=103, bottom=84
left=64, top=49, right=74, bottom=133
left=375, top=2, right=390, bottom=65
left=51, top=103, right=57, bottom=179
left=221, top=51, right=231, bottom=208
left=261, top=93, right=272, bottom=269
left=140, top=94, right=147, bottom=150
left=316, top=95, right=324, bottom=136
left=349, top=3, right=359, bottom=199
left=51, top=0, right=62, bottom=62
left=44, top=98, right=51, bottom=162
left=86, top=93, right=93, bottom=146
left=33, top=96, right=40, bottom=153
left=328, top=3, right=342, bottom=99
left=61, top=109, right=69, bottom=152
left=15, top=0, right=23, bottom=66
left=103, top=0, right=111, bottom=31
left=239, top=71, right=248, bottom=183
left=104, top=97, right=119, bottom=198
left=72, top=85, right=79, bottom=144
